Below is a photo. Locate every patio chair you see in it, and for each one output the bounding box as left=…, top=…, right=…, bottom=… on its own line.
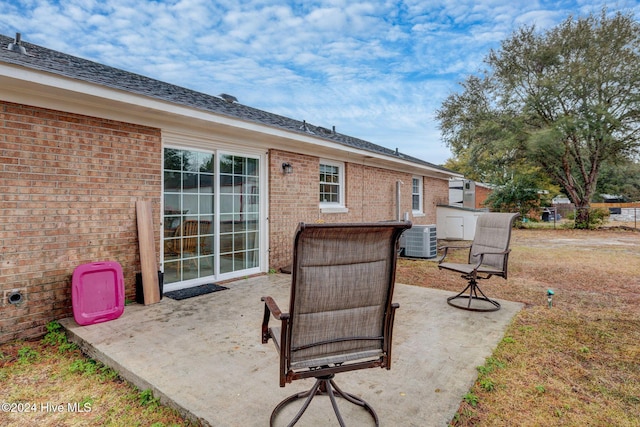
left=165, top=219, right=212, bottom=270
left=438, top=213, right=518, bottom=312
left=261, top=221, right=411, bottom=426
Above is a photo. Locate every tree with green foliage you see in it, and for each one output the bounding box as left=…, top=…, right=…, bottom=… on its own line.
left=595, top=159, right=640, bottom=202
left=483, top=171, right=555, bottom=222
left=437, top=9, right=640, bottom=228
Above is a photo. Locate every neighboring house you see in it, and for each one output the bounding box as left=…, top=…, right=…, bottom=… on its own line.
left=0, top=33, right=461, bottom=342
left=552, top=196, right=571, bottom=204
left=474, top=183, right=493, bottom=209
left=448, top=179, right=493, bottom=210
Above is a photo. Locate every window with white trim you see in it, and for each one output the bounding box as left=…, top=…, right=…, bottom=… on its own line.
left=412, top=177, right=423, bottom=213
left=319, top=160, right=345, bottom=209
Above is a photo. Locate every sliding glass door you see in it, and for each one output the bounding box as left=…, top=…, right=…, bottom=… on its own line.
left=163, top=148, right=262, bottom=289
left=219, top=154, right=260, bottom=274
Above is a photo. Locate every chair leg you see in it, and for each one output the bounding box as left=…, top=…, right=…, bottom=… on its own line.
left=447, top=278, right=501, bottom=312
left=270, top=374, right=379, bottom=427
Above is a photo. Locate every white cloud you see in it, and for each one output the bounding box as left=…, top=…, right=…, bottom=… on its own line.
left=1, top=0, right=638, bottom=165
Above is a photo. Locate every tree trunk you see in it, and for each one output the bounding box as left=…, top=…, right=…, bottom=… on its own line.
left=574, top=206, right=591, bottom=229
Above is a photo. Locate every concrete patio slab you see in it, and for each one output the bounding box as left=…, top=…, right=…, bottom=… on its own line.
left=60, top=274, right=522, bottom=427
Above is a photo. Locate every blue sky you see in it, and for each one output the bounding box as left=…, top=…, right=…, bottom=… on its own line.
left=2, top=1, right=638, bottom=165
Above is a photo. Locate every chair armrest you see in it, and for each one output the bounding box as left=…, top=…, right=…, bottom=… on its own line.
left=437, top=244, right=471, bottom=264
left=468, top=249, right=512, bottom=272
left=261, top=296, right=289, bottom=344
left=262, top=296, right=285, bottom=319
left=470, top=248, right=511, bottom=259
left=384, top=302, right=400, bottom=370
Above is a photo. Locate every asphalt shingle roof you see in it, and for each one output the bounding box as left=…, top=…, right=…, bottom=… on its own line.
left=0, top=33, right=451, bottom=173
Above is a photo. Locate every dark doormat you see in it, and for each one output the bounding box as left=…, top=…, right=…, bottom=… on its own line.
left=164, top=283, right=228, bottom=301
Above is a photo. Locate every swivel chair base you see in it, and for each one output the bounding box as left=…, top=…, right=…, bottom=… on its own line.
left=447, top=279, right=501, bottom=312
left=270, top=373, right=379, bottom=427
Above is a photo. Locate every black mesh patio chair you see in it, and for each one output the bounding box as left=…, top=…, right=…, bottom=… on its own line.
left=261, top=221, right=411, bottom=426
left=438, top=213, right=518, bottom=312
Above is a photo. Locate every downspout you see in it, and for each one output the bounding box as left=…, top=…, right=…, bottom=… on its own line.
left=396, top=180, right=403, bottom=221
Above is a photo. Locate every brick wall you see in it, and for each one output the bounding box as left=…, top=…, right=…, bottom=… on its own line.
left=0, top=102, right=161, bottom=343
left=0, top=103, right=449, bottom=342
left=355, top=163, right=401, bottom=221
left=268, top=149, right=450, bottom=270
left=268, top=150, right=320, bottom=270
left=424, top=177, right=450, bottom=222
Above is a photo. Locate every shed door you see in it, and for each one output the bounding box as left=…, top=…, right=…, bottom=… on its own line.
left=445, top=216, right=464, bottom=240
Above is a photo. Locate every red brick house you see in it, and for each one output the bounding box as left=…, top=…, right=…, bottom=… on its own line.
left=0, top=34, right=461, bottom=343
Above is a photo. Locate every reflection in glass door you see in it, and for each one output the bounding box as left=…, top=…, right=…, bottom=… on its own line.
left=163, top=148, right=215, bottom=285
left=219, top=154, right=260, bottom=274
left=162, top=148, right=261, bottom=287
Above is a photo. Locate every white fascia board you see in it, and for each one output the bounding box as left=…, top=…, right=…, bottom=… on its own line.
left=0, top=63, right=271, bottom=133
left=0, top=63, right=458, bottom=179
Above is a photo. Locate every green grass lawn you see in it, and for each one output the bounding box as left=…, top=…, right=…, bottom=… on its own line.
left=0, top=321, right=196, bottom=427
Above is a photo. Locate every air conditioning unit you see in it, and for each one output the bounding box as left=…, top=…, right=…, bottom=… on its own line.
left=401, top=224, right=437, bottom=258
